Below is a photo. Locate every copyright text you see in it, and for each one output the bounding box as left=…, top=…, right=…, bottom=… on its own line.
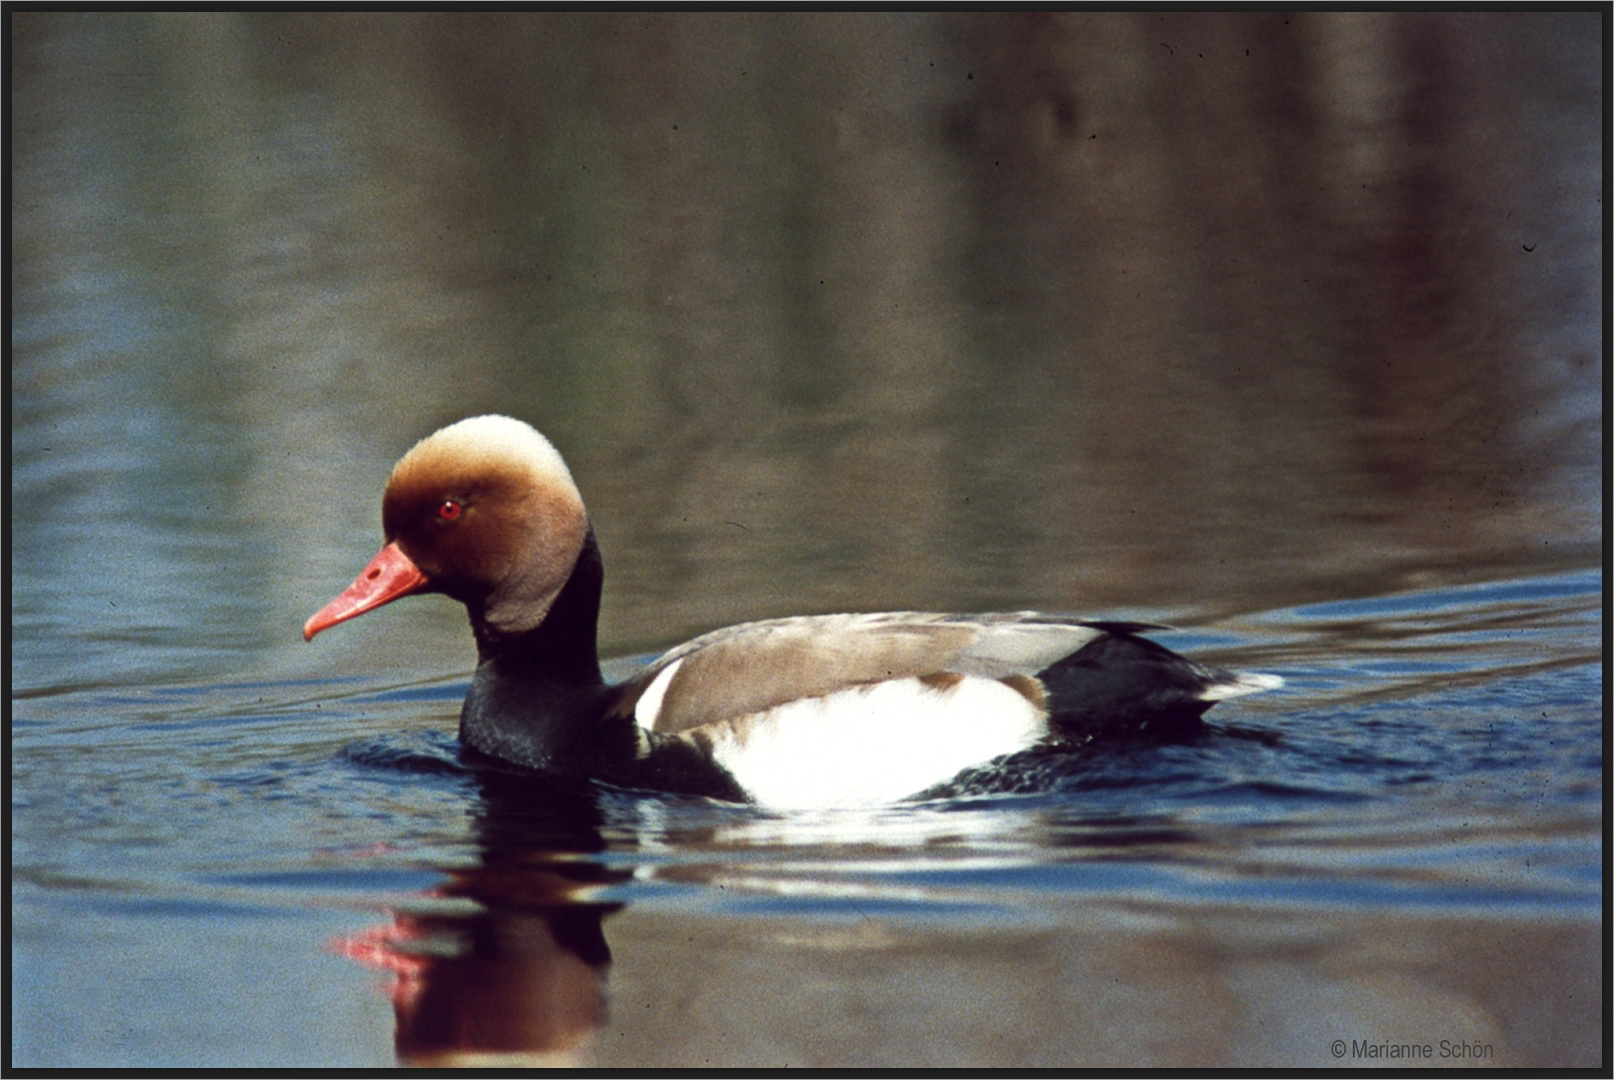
left=1330, top=1038, right=1494, bottom=1061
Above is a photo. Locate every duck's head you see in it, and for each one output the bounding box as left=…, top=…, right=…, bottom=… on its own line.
left=303, top=415, right=590, bottom=642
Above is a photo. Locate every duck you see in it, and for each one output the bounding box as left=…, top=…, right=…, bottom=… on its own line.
left=304, top=415, right=1281, bottom=808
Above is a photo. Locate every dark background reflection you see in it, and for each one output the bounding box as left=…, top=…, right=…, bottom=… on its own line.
left=9, top=11, right=1602, bottom=1068
left=12, top=12, right=1599, bottom=690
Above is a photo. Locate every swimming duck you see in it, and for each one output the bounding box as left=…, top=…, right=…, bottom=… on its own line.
left=305, top=415, right=1281, bottom=807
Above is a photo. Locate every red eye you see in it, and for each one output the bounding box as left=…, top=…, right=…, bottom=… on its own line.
left=437, top=498, right=463, bottom=522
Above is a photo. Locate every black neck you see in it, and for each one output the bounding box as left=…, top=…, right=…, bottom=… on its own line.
left=471, top=527, right=607, bottom=687
left=458, top=528, right=633, bottom=774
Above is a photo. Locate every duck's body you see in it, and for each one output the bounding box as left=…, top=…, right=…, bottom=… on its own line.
left=306, top=416, right=1280, bottom=808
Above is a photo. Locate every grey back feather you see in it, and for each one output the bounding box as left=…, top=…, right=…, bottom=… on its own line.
left=633, top=612, right=1120, bottom=734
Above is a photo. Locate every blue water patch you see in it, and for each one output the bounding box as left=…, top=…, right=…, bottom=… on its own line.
left=203, top=867, right=446, bottom=894
left=338, top=732, right=469, bottom=776
left=9, top=563, right=1603, bottom=1072
left=1291, top=568, right=1601, bottom=621
left=69, top=891, right=302, bottom=923
left=350, top=682, right=470, bottom=705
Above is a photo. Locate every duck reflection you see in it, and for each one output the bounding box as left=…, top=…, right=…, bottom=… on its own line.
left=334, top=769, right=627, bottom=1067
left=332, top=720, right=1288, bottom=1064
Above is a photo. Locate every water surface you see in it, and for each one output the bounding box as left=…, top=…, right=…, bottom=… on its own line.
left=10, top=12, right=1603, bottom=1068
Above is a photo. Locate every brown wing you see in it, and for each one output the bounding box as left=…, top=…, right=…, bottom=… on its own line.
left=617, top=612, right=1114, bottom=734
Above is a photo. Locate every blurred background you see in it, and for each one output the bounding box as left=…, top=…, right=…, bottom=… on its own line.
left=10, top=13, right=1604, bottom=1068
left=12, top=11, right=1601, bottom=689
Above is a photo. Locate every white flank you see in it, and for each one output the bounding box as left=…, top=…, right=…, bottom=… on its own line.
left=705, top=676, right=1049, bottom=809
left=633, top=658, right=683, bottom=730
left=1196, top=671, right=1285, bottom=701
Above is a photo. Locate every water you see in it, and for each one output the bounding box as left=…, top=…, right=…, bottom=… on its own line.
left=10, top=12, right=1603, bottom=1068
left=12, top=574, right=1602, bottom=1065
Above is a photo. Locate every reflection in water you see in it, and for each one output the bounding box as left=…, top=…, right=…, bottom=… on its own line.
left=334, top=758, right=1598, bottom=1066
left=8, top=12, right=1601, bottom=1068
left=337, top=774, right=624, bottom=1066
left=10, top=13, right=1601, bottom=696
